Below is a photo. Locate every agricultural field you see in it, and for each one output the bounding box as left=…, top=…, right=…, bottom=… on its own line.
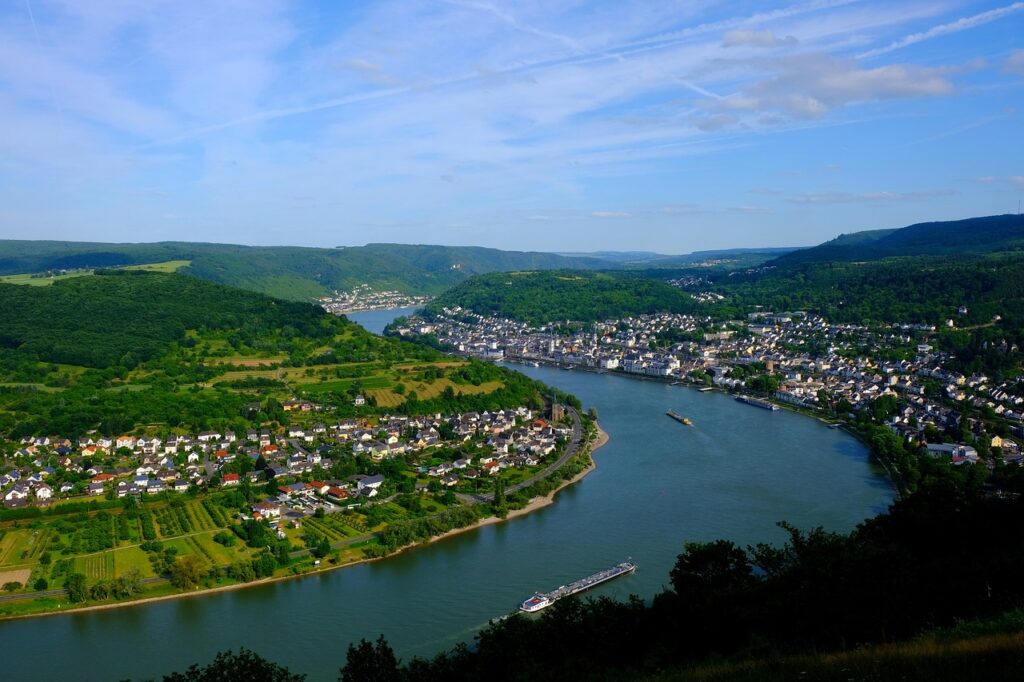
left=0, top=260, right=189, bottom=286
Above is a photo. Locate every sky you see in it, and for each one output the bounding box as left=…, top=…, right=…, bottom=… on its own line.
left=0, top=1, right=1022, bottom=254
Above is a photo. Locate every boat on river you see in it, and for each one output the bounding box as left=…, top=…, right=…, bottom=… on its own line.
left=520, top=562, right=637, bottom=613
left=666, top=410, right=693, bottom=426
left=735, top=395, right=780, bottom=411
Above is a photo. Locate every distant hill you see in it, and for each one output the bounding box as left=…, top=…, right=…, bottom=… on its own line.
left=426, top=270, right=698, bottom=324
left=0, top=241, right=611, bottom=301
left=0, top=270, right=553, bottom=437
left=0, top=270, right=335, bottom=368
left=560, top=247, right=798, bottom=268
left=772, top=215, right=1024, bottom=266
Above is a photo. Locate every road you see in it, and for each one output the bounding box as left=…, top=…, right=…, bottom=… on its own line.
left=458, top=406, right=585, bottom=503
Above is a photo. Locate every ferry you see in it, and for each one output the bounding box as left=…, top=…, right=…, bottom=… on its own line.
left=666, top=410, right=693, bottom=426
left=698, top=386, right=715, bottom=393
left=520, top=562, right=637, bottom=613
left=735, top=395, right=780, bottom=411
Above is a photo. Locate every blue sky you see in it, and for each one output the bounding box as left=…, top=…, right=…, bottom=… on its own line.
left=0, top=1, right=1022, bottom=253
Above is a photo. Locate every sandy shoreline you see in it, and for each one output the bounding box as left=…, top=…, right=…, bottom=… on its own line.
left=1, top=423, right=610, bottom=622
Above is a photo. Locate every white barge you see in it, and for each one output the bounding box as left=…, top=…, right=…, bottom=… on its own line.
left=520, top=562, right=637, bottom=613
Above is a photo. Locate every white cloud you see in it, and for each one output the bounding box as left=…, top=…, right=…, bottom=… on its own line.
left=591, top=210, right=631, bottom=218
left=858, top=2, right=1024, bottom=59
left=1010, top=176, right=1024, bottom=189
left=694, top=113, right=739, bottom=131
left=721, top=28, right=797, bottom=48
left=724, top=54, right=959, bottom=118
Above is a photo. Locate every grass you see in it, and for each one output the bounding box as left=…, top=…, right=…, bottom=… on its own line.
left=111, top=546, right=157, bottom=578
left=76, top=552, right=115, bottom=580
left=367, top=377, right=504, bottom=407
left=0, top=260, right=189, bottom=286
left=297, top=376, right=394, bottom=393
left=121, top=260, right=191, bottom=273
left=0, top=529, right=46, bottom=568
left=654, top=632, right=1024, bottom=682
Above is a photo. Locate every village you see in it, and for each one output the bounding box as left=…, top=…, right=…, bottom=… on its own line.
left=1, top=405, right=575, bottom=515
left=389, top=306, right=1024, bottom=469
left=318, top=284, right=431, bottom=314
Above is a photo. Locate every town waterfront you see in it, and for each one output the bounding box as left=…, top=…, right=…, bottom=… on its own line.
left=0, top=310, right=894, bottom=681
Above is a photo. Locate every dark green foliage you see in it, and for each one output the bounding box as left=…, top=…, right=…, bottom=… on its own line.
left=0, top=271, right=335, bottom=367
left=154, top=648, right=306, bottom=682
left=64, top=572, right=87, bottom=603
left=772, top=214, right=1024, bottom=266
left=426, top=270, right=698, bottom=324
left=0, top=241, right=610, bottom=300
left=349, top=479, right=1024, bottom=680
left=717, top=253, right=1024, bottom=332
left=339, top=636, right=400, bottom=682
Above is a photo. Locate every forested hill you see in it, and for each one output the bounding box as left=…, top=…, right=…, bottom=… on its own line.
left=0, top=271, right=339, bottom=368
left=425, top=270, right=699, bottom=324
left=771, top=214, right=1024, bottom=267
left=0, top=240, right=610, bottom=301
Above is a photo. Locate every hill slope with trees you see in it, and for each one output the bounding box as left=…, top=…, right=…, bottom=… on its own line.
left=0, top=271, right=553, bottom=438
left=425, top=270, right=700, bottom=324
left=771, top=214, right=1024, bottom=267
left=0, top=241, right=611, bottom=300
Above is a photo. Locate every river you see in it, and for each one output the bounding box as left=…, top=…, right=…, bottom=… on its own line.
left=0, top=309, right=895, bottom=681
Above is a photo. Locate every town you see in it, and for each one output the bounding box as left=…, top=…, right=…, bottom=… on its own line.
left=318, top=284, right=431, bottom=314
left=2, top=405, right=576, bottom=513
left=389, top=305, right=1024, bottom=471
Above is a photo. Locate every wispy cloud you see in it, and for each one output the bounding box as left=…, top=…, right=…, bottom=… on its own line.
left=1005, top=50, right=1024, bottom=76
left=789, top=189, right=959, bottom=204
left=0, top=0, right=1015, bottom=249
left=858, top=2, right=1024, bottom=59
left=721, top=28, right=797, bottom=48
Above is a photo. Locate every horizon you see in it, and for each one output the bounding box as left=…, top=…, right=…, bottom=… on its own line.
left=1, top=1, right=1022, bottom=251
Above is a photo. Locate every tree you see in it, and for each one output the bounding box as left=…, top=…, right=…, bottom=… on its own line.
left=669, top=540, right=754, bottom=603
left=65, top=572, right=88, bottom=603
left=2, top=581, right=22, bottom=592
left=33, top=577, right=48, bottom=591
left=339, top=636, right=400, bottom=682
left=113, top=568, right=143, bottom=598
left=161, top=648, right=304, bottom=682
left=169, top=554, right=206, bottom=590
left=493, top=476, right=507, bottom=519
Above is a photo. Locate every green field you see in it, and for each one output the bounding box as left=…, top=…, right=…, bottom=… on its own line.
left=0, top=260, right=190, bottom=287
left=76, top=552, right=115, bottom=580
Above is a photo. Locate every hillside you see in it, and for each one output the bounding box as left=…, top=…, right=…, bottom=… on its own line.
left=772, top=215, right=1024, bottom=266
left=425, top=270, right=699, bottom=324
left=0, top=272, right=551, bottom=438
left=0, top=241, right=610, bottom=301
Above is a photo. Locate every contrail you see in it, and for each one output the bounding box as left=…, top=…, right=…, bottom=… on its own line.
left=858, top=2, right=1024, bottom=59
left=24, top=0, right=65, bottom=118
left=142, top=0, right=853, bottom=147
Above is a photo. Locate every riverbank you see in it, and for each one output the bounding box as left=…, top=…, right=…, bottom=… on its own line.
left=0, top=423, right=610, bottom=623
left=505, top=357, right=906, bottom=496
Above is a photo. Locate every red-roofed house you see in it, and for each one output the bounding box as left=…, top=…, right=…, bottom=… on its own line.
left=222, top=473, right=240, bottom=486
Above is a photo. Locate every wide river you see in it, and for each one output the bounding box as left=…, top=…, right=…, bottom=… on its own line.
left=1, top=309, right=895, bottom=681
